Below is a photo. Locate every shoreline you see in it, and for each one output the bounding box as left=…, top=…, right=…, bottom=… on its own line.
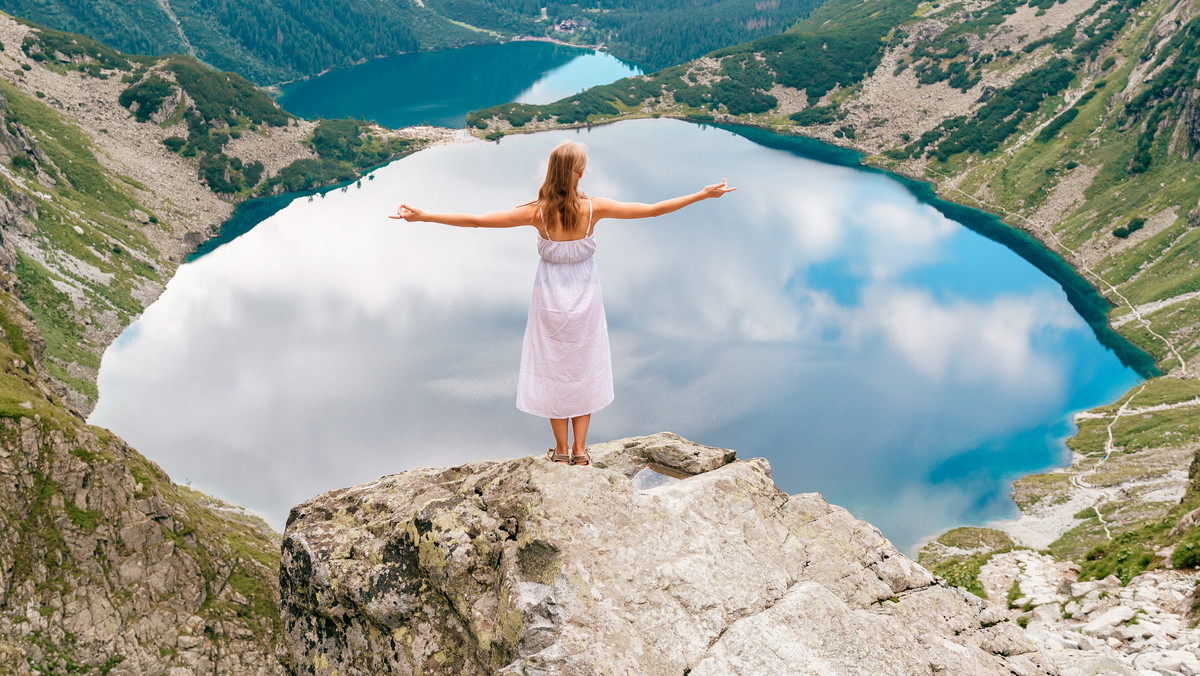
left=265, top=36, right=612, bottom=91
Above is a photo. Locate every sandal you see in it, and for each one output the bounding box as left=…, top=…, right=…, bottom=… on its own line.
left=570, top=449, right=591, bottom=466
left=546, top=448, right=570, bottom=464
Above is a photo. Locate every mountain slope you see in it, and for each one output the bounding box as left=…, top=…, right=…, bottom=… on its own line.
left=0, top=12, right=292, bottom=671
left=0, top=13, right=457, bottom=670
left=1, top=16, right=440, bottom=411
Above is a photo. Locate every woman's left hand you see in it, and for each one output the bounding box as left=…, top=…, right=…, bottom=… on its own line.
left=390, top=204, right=424, bottom=221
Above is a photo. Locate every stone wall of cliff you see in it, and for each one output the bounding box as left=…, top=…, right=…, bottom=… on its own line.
left=0, top=268, right=285, bottom=673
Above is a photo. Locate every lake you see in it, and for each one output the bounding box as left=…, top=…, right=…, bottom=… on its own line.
left=89, top=119, right=1144, bottom=553
left=276, top=42, right=643, bottom=128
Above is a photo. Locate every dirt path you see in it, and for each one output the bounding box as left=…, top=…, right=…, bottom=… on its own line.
left=155, top=0, right=197, bottom=58
left=1113, top=290, right=1200, bottom=327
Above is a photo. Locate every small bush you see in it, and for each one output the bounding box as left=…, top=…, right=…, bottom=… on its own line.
left=1129, top=149, right=1152, bottom=174
left=119, top=76, right=174, bottom=122
left=1080, top=542, right=1155, bottom=583
left=1114, top=217, right=1146, bottom=238
left=1176, top=542, right=1200, bottom=568
left=790, top=104, right=842, bottom=126
left=11, top=154, right=35, bottom=172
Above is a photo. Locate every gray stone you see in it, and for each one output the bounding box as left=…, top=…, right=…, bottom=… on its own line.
left=280, top=434, right=1054, bottom=675
left=1083, top=606, right=1137, bottom=637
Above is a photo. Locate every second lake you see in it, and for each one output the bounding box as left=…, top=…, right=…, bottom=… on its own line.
left=276, top=42, right=643, bottom=128
left=89, top=119, right=1142, bottom=552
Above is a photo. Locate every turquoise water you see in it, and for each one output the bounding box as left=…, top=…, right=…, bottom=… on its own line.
left=276, top=42, right=642, bottom=128
left=91, top=120, right=1147, bottom=552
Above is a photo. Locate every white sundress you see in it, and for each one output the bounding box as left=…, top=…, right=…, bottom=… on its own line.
left=516, top=200, right=614, bottom=419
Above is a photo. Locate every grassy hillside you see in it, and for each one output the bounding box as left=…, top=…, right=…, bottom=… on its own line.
left=0, top=10, right=469, bottom=665
left=0, top=292, right=285, bottom=671
left=0, top=14, right=326, bottom=670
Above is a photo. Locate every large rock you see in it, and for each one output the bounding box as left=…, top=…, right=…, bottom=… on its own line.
left=279, top=433, right=1060, bottom=674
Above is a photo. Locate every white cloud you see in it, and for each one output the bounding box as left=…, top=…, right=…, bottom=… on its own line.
left=861, top=286, right=1081, bottom=387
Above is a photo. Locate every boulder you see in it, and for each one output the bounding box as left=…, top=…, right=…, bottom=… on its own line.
left=279, top=434, right=1057, bottom=675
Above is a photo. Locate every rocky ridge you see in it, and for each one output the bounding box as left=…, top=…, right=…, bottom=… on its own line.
left=0, top=409, right=285, bottom=674
left=279, top=433, right=1145, bottom=675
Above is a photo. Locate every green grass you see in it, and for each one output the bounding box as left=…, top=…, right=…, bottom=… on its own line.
left=14, top=253, right=91, bottom=364
left=1115, top=377, right=1200, bottom=408
left=69, top=446, right=106, bottom=463
left=1078, top=520, right=1168, bottom=584
left=1066, top=376, right=1200, bottom=457
left=0, top=301, right=33, bottom=366
left=1066, top=416, right=1109, bottom=457
left=1012, top=471, right=1073, bottom=509
left=1108, top=406, right=1200, bottom=453
left=0, top=79, right=172, bottom=403
left=63, top=499, right=104, bottom=532
left=917, top=527, right=1015, bottom=598
left=1125, top=303, right=1200, bottom=367
left=1173, top=526, right=1200, bottom=569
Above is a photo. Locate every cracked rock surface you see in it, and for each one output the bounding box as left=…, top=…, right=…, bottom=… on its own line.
left=279, top=432, right=1071, bottom=674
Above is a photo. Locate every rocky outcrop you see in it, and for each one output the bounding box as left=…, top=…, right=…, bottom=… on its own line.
left=0, top=371, right=285, bottom=674
left=0, top=240, right=284, bottom=671
left=280, top=433, right=1080, bottom=675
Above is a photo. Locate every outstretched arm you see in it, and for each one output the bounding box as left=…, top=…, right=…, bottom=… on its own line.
left=390, top=203, right=538, bottom=229
left=593, top=179, right=737, bottom=220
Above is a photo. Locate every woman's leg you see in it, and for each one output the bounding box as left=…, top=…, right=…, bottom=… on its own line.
left=570, top=414, right=591, bottom=460
left=549, top=418, right=570, bottom=462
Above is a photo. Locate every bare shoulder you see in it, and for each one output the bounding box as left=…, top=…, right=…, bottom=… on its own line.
left=589, top=196, right=620, bottom=217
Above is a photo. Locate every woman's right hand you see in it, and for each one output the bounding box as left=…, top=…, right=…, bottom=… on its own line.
left=702, top=179, right=738, bottom=199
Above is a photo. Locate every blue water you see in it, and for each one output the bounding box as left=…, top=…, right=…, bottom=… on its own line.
left=276, top=42, right=642, bottom=128
left=91, top=120, right=1146, bottom=553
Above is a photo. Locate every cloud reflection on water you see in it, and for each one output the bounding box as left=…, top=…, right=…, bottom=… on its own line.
left=90, top=120, right=1138, bottom=552
left=514, top=52, right=643, bottom=105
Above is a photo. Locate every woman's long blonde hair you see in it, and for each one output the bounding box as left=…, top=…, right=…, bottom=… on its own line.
left=536, top=141, right=589, bottom=234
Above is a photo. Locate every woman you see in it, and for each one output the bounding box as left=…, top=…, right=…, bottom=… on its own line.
left=392, top=140, right=736, bottom=466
